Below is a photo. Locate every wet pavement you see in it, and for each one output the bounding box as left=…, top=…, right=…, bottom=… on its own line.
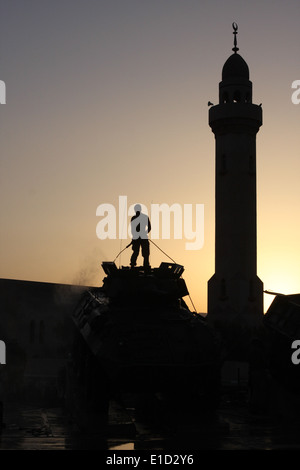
left=1, top=393, right=300, bottom=451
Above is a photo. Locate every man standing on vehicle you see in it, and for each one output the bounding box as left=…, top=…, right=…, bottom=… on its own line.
left=130, top=204, right=151, bottom=269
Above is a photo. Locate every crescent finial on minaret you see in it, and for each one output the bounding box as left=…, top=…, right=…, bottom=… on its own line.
left=232, top=22, right=239, bottom=53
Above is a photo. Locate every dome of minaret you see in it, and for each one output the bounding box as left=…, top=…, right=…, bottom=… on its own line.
left=222, top=53, right=249, bottom=80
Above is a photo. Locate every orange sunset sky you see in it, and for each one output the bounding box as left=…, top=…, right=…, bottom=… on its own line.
left=0, top=0, right=299, bottom=314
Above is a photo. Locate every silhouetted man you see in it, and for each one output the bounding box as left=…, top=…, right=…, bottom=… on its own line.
left=130, top=204, right=151, bottom=269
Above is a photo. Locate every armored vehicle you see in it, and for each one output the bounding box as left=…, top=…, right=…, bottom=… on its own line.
left=66, top=262, right=221, bottom=423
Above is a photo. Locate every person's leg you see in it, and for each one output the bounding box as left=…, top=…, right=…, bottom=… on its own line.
left=130, top=240, right=140, bottom=267
left=141, top=239, right=150, bottom=267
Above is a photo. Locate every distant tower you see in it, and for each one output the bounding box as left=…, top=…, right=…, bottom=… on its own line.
left=208, top=24, right=263, bottom=326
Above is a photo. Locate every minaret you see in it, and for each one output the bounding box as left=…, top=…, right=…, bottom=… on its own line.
left=208, top=24, right=263, bottom=327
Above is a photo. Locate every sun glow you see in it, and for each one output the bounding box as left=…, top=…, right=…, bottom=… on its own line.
left=262, top=266, right=300, bottom=312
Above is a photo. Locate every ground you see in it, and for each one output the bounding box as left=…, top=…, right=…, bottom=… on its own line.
left=1, top=386, right=300, bottom=450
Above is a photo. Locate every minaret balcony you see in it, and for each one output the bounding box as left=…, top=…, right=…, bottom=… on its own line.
left=209, top=102, right=262, bottom=135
